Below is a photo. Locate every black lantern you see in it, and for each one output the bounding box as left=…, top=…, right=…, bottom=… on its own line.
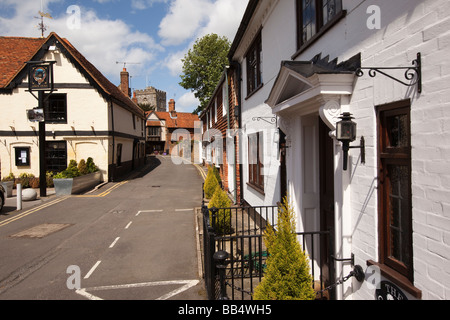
left=336, top=112, right=365, bottom=171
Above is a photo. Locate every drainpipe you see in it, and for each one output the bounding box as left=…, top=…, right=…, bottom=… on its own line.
left=110, top=99, right=116, bottom=182
left=229, top=60, right=243, bottom=205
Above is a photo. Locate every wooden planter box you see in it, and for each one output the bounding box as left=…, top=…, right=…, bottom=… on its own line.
left=54, top=172, right=103, bottom=196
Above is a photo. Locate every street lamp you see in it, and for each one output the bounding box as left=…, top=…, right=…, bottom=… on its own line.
left=336, top=112, right=365, bottom=171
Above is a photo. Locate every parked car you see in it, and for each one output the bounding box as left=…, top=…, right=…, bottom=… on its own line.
left=0, top=185, right=5, bottom=212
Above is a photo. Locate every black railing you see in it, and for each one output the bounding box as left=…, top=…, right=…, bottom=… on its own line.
left=201, top=203, right=333, bottom=300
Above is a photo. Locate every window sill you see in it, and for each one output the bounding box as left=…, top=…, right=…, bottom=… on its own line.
left=367, top=260, right=422, bottom=299
left=292, top=10, right=347, bottom=60
left=247, top=182, right=265, bottom=196
left=245, top=83, right=264, bottom=101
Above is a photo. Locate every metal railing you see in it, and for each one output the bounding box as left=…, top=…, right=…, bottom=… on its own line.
left=201, top=203, right=333, bottom=300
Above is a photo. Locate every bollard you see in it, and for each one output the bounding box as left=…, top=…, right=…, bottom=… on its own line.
left=17, top=183, right=22, bottom=211
left=213, top=250, right=229, bottom=300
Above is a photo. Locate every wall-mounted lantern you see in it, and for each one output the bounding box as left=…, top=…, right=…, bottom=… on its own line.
left=336, top=112, right=365, bottom=171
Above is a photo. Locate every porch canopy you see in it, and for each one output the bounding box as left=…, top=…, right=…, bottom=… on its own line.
left=266, top=53, right=361, bottom=131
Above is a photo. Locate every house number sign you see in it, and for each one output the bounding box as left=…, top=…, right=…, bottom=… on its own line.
left=376, top=281, right=408, bottom=300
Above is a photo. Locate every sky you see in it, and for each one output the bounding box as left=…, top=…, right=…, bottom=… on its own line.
left=0, top=0, right=249, bottom=113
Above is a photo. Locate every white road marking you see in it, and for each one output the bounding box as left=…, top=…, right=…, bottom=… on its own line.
left=109, top=237, right=120, bottom=248
left=136, top=210, right=163, bottom=216
left=175, top=209, right=194, bottom=212
left=76, top=279, right=200, bottom=300
left=84, top=260, right=101, bottom=279
left=125, top=221, right=132, bottom=229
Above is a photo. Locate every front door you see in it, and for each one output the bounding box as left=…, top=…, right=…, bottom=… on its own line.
left=319, top=117, right=335, bottom=294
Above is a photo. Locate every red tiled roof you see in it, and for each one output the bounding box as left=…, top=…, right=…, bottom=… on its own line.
left=0, top=33, right=144, bottom=118
left=0, top=37, right=46, bottom=88
left=155, top=111, right=199, bottom=129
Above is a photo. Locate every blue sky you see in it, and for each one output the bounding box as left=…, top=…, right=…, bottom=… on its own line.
left=0, top=0, right=249, bottom=113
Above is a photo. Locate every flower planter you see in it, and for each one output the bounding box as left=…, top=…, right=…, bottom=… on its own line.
left=54, top=172, right=103, bottom=196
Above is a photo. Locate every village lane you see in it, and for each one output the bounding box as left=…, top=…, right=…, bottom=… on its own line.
left=0, top=156, right=206, bottom=300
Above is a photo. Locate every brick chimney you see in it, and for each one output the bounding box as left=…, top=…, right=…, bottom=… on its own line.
left=119, top=68, right=131, bottom=98
left=168, top=99, right=176, bottom=112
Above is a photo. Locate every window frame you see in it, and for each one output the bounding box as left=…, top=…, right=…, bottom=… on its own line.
left=15, top=147, right=31, bottom=167
left=294, top=0, right=346, bottom=58
left=245, top=31, right=263, bottom=98
left=377, top=100, right=413, bottom=282
left=45, top=141, right=67, bottom=173
left=44, top=93, right=68, bottom=124
left=248, top=131, right=264, bottom=193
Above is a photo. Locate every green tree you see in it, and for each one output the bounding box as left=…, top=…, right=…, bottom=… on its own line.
left=179, top=34, right=231, bottom=114
left=253, top=197, right=316, bottom=300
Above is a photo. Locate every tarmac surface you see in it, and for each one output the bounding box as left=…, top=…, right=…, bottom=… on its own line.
left=0, top=156, right=208, bottom=300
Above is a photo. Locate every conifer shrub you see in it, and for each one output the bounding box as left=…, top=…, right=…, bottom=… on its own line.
left=78, top=159, right=88, bottom=175
left=208, top=185, right=232, bottom=235
left=86, top=157, right=99, bottom=173
left=204, top=166, right=219, bottom=199
left=253, top=197, right=316, bottom=300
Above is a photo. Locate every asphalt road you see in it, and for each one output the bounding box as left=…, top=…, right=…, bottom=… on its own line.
left=0, top=156, right=206, bottom=300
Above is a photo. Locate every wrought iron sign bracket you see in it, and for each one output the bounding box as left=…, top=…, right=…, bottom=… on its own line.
left=252, top=116, right=277, bottom=126
left=356, top=52, right=422, bottom=93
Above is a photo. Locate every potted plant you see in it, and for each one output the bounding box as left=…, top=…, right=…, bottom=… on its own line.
left=53, top=158, right=102, bottom=196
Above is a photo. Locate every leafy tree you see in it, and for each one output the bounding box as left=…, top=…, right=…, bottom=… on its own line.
left=253, top=197, right=316, bottom=300
left=179, top=34, right=231, bottom=114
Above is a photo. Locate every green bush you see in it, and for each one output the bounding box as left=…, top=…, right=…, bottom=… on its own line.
left=253, top=197, right=316, bottom=300
left=54, top=160, right=81, bottom=179
left=1, top=172, right=15, bottom=182
left=208, top=186, right=232, bottom=235
left=203, top=166, right=219, bottom=199
left=86, top=157, right=99, bottom=173
left=17, top=173, right=35, bottom=189
left=78, top=159, right=88, bottom=175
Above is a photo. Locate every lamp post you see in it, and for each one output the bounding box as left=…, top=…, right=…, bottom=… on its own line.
left=26, top=60, right=56, bottom=198
left=336, top=112, right=365, bottom=171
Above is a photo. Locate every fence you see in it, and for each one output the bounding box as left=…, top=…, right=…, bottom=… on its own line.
left=201, top=203, right=333, bottom=300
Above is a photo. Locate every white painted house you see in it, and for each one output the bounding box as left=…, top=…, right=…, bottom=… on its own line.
left=0, top=32, right=146, bottom=183
left=228, top=0, right=450, bottom=300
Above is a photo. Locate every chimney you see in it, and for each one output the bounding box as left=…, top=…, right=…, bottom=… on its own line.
left=119, top=68, right=131, bottom=98
left=132, top=91, right=138, bottom=104
left=169, top=99, right=176, bottom=112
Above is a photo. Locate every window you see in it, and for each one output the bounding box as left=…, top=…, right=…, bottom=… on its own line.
left=296, top=0, right=343, bottom=49
left=44, top=94, right=67, bottom=123
left=377, top=100, right=413, bottom=282
left=147, top=127, right=162, bottom=141
left=246, top=32, right=263, bottom=97
left=45, top=141, right=67, bottom=172
left=15, top=147, right=30, bottom=167
left=248, top=132, right=264, bottom=192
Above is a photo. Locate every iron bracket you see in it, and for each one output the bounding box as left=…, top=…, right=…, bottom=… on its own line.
left=356, top=52, right=422, bottom=93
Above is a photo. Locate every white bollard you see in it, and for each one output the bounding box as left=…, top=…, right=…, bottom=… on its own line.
left=17, top=183, right=22, bottom=211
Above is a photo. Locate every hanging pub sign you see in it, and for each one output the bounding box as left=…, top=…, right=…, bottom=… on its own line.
left=375, top=281, right=408, bottom=300
left=27, top=61, right=55, bottom=92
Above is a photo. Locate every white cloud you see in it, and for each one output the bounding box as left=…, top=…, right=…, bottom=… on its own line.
left=158, top=0, right=213, bottom=46
left=0, top=1, right=163, bottom=83
left=177, top=91, right=200, bottom=113
left=158, top=0, right=248, bottom=46
left=131, top=0, right=168, bottom=11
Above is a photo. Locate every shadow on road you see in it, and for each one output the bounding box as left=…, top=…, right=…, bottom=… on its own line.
left=116, top=156, right=163, bottom=182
